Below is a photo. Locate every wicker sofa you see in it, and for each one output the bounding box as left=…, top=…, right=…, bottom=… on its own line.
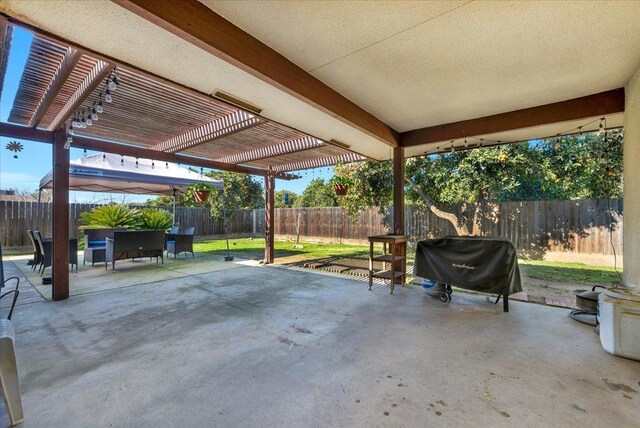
left=105, top=230, right=165, bottom=271
left=83, top=228, right=126, bottom=266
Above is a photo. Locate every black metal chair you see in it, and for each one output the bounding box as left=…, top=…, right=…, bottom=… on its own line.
left=166, top=227, right=195, bottom=259
left=33, top=231, right=78, bottom=274
left=27, top=229, right=42, bottom=270
left=0, top=242, right=20, bottom=320
left=33, top=230, right=49, bottom=275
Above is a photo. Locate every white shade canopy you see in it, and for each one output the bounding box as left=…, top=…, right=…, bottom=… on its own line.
left=39, top=153, right=223, bottom=195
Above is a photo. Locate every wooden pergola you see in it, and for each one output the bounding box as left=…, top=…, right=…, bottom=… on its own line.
left=0, top=17, right=365, bottom=300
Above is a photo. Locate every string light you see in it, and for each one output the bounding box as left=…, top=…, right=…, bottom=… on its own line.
left=102, top=153, right=106, bottom=162
left=120, top=155, right=124, bottom=166
left=151, top=160, right=155, bottom=169
left=422, top=116, right=615, bottom=156
left=91, top=103, right=99, bottom=121
left=135, top=158, right=139, bottom=168
left=165, top=162, right=169, bottom=169
left=66, top=68, right=120, bottom=140
left=83, top=148, right=87, bottom=157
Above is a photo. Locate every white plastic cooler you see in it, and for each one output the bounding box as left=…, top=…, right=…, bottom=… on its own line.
left=598, top=288, right=640, bottom=361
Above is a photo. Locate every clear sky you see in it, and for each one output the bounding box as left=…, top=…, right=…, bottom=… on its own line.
left=0, top=27, right=332, bottom=203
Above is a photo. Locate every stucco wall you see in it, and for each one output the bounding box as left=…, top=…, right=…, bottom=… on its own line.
left=624, top=66, right=640, bottom=288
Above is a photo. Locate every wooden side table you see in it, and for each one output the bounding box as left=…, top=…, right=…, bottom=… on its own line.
left=368, top=234, right=407, bottom=294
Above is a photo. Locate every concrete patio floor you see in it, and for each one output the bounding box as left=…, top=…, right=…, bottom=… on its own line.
left=1, top=258, right=638, bottom=427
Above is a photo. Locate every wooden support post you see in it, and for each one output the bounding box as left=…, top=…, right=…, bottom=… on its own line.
left=392, top=147, right=406, bottom=285
left=52, top=130, right=69, bottom=300
left=393, top=147, right=405, bottom=235
left=264, top=171, right=275, bottom=264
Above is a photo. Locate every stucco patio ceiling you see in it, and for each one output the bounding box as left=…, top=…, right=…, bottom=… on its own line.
left=1, top=1, right=637, bottom=161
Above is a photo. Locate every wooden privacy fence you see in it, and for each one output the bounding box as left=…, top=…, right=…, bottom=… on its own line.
left=0, top=202, right=254, bottom=249
left=0, top=199, right=623, bottom=256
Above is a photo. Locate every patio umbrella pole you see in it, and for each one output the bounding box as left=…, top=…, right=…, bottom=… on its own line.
left=224, top=190, right=233, bottom=261
left=172, top=187, right=177, bottom=226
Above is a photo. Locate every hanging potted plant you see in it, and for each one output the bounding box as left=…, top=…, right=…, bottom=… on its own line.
left=188, top=183, right=214, bottom=204
left=331, top=175, right=350, bottom=196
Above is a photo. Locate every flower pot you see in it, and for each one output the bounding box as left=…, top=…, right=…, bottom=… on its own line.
left=334, top=184, right=348, bottom=196
left=193, top=190, right=211, bottom=203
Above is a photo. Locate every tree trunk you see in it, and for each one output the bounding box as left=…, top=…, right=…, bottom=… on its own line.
left=405, top=177, right=470, bottom=236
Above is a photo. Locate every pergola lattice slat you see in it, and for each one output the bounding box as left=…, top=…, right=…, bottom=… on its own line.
left=152, top=110, right=262, bottom=153
left=46, top=59, right=114, bottom=131
left=271, top=152, right=366, bottom=172
left=29, top=47, right=80, bottom=127
left=214, top=136, right=323, bottom=165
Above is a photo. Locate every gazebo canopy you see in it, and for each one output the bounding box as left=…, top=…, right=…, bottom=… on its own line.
left=39, top=153, right=222, bottom=195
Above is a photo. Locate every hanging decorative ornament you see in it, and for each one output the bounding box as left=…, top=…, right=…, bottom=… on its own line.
left=5, top=141, right=23, bottom=158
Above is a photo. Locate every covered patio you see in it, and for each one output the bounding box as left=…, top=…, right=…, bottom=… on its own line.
left=1, top=258, right=639, bottom=426
left=1, top=1, right=639, bottom=426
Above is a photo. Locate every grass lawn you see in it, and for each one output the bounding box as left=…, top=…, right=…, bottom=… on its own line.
left=194, top=238, right=370, bottom=259
left=518, top=259, right=623, bottom=285
left=195, top=238, right=623, bottom=285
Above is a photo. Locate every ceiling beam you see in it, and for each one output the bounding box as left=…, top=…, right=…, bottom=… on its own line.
left=30, top=47, right=81, bottom=127
left=46, top=60, right=114, bottom=131
left=151, top=110, right=263, bottom=153
left=215, top=136, right=324, bottom=165
left=401, top=89, right=626, bottom=148
left=0, top=122, right=55, bottom=143
left=0, top=122, right=297, bottom=179
left=110, top=0, right=400, bottom=147
left=72, top=136, right=298, bottom=180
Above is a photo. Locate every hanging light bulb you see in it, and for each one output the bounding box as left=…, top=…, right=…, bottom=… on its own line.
left=86, top=115, right=92, bottom=126
left=65, top=135, right=72, bottom=150
left=103, top=153, right=107, bottom=162
left=120, top=155, right=124, bottom=166
left=152, top=161, right=155, bottom=169
left=108, top=76, right=118, bottom=91
left=598, top=118, right=604, bottom=135
left=91, top=107, right=99, bottom=121
left=96, top=98, right=104, bottom=113
left=80, top=115, right=87, bottom=128
left=83, top=149, right=87, bottom=157
left=135, top=158, right=139, bottom=168
left=105, top=89, right=112, bottom=103
left=464, top=138, right=469, bottom=148
left=68, top=126, right=74, bottom=136
left=165, top=162, right=169, bottom=169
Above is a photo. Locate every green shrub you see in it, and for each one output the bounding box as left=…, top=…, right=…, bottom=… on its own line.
left=139, top=208, right=173, bottom=230
left=80, top=204, right=141, bottom=229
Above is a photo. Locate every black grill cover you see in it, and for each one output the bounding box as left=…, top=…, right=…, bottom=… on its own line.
left=414, top=236, right=522, bottom=296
